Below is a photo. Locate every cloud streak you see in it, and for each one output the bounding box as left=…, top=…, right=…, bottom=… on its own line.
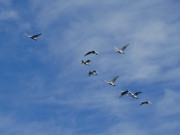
left=0, top=0, right=180, bottom=135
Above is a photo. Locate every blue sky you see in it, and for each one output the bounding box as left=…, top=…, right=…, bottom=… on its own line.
left=0, top=0, right=180, bottom=135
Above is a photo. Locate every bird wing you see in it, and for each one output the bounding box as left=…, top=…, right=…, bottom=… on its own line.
left=117, top=90, right=124, bottom=93
left=134, top=92, right=142, bottom=96
left=86, top=60, right=91, bottom=63
left=121, top=91, right=126, bottom=95
left=119, top=94, right=124, bottom=98
left=104, top=80, right=109, bottom=84
left=121, top=44, right=129, bottom=51
left=127, top=90, right=133, bottom=95
left=113, top=46, right=119, bottom=51
left=120, top=91, right=129, bottom=97
left=88, top=71, right=92, bottom=76
left=140, top=101, right=145, bottom=105
left=24, top=33, right=31, bottom=38
left=124, top=90, right=130, bottom=95
left=111, top=76, right=119, bottom=83
left=32, top=33, right=42, bottom=38
left=91, top=50, right=96, bottom=53
left=84, top=51, right=92, bottom=56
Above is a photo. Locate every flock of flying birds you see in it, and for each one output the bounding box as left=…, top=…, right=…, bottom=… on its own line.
left=24, top=32, right=152, bottom=106
left=81, top=44, right=152, bottom=106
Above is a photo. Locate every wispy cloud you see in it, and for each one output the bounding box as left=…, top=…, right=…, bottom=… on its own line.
left=28, top=0, right=180, bottom=86
left=1, top=0, right=180, bottom=135
left=0, top=0, right=19, bottom=21
left=0, top=10, right=19, bottom=20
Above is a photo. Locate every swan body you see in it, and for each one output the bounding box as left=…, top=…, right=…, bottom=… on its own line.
left=113, top=44, right=129, bottom=54
left=104, top=76, right=119, bottom=86
left=24, top=33, right=42, bottom=41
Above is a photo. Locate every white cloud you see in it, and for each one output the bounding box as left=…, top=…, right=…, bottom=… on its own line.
left=26, top=0, right=180, bottom=114
left=1, top=0, right=180, bottom=135
left=0, top=10, right=19, bottom=20
left=31, top=0, right=179, bottom=86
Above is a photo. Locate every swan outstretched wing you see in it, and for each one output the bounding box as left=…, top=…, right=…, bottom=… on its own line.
left=134, top=92, right=142, bottom=96
left=86, top=60, right=91, bottom=63
left=128, top=90, right=134, bottom=95
left=121, top=44, right=129, bottom=51
left=84, top=50, right=98, bottom=56
left=140, top=101, right=151, bottom=105
left=32, top=33, right=42, bottom=38
left=111, top=76, right=119, bottom=83
left=24, top=33, right=31, bottom=38
left=84, top=51, right=92, bottom=56
left=113, top=46, right=119, bottom=51
left=104, top=80, right=109, bottom=84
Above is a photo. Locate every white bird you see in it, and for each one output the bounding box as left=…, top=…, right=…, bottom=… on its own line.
left=81, top=60, right=91, bottom=65
left=104, top=76, right=119, bottom=86
left=113, top=44, right=129, bottom=54
left=140, top=101, right=152, bottom=105
left=130, top=91, right=142, bottom=99
left=84, top=50, right=98, bottom=56
left=118, top=90, right=131, bottom=98
left=87, top=70, right=98, bottom=76
left=24, top=33, right=42, bottom=41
